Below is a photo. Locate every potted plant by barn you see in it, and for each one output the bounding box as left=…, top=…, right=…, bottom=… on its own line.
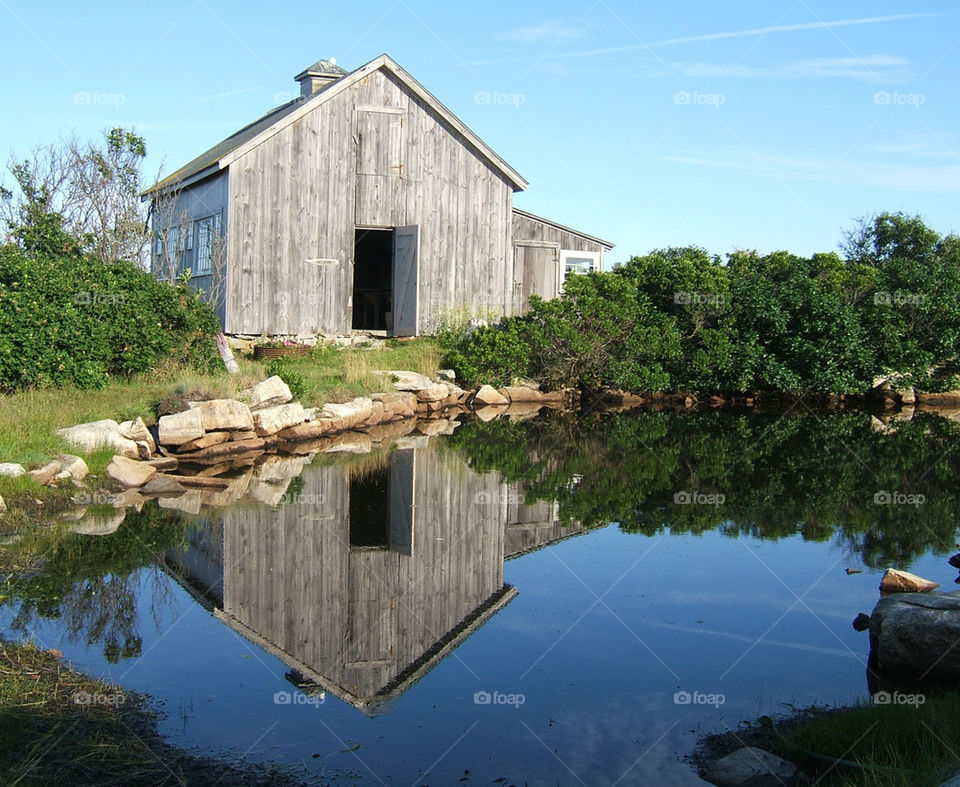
left=252, top=338, right=313, bottom=360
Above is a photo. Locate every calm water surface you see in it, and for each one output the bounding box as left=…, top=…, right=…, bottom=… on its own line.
left=4, top=407, right=959, bottom=785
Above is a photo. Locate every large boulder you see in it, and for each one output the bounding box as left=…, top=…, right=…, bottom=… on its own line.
left=0, top=463, right=25, bottom=478
left=870, top=591, right=960, bottom=681
left=59, top=455, right=89, bottom=481
left=118, top=417, right=157, bottom=455
left=238, top=376, right=293, bottom=411
left=375, top=370, right=433, bottom=392
left=157, top=408, right=205, bottom=447
left=188, top=399, right=254, bottom=431
left=56, top=419, right=139, bottom=458
left=28, top=461, right=62, bottom=486
left=472, top=385, right=509, bottom=406
left=321, top=397, right=374, bottom=430
left=106, top=455, right=157, bottom=488
left=416, top=383, right=449, bottom=403
left=253, top=403, right=308, bottom=436
left=706, top=747, right=802, bottom=787
left=371, top=392, right=417, bottom=419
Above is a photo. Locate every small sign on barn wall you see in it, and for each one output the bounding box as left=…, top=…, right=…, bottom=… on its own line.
left=304, top=258, right=339, bottom=266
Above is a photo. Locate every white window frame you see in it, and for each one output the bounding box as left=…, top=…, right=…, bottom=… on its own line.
left=559, top=250, right=602, bottom=292
left=194, top=213, right=222, bottom=276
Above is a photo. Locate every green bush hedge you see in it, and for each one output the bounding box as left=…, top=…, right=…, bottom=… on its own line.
left=445, top=213, right=960, bottom=395
left=0, top=245, right=220, bottom=390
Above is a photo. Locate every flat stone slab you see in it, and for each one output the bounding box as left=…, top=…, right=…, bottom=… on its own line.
left=188, top=399, right=254, bottom=431
left=106, top=455, right=157, bottom=488
left=158, top=409, right=205, bottom=446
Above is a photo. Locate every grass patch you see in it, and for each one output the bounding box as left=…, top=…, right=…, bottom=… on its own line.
left=700, top=695, right=960, bottom=786
left=0, top=338, right=441, bottom=513
left=0, top=637, right=310, bottom=785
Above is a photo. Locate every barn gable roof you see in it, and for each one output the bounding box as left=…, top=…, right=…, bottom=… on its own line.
left=145, top=54, right=528, bottom=196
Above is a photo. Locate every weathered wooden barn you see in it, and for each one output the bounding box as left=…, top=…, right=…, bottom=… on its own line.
left=145, top=54, right=613, bottom=336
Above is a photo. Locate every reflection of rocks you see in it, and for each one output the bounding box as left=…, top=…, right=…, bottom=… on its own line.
left=68, top=508, right=126, bottom=536
left=869, top=591, right=960, bottom=682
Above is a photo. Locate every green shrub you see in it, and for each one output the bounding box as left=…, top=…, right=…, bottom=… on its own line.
left=0, top=245, right=220, bottom=391
left=443, top=213, right=960, bottom=395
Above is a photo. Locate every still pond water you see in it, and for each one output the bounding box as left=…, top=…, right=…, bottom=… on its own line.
left=5, top=407, right=960, bottom=785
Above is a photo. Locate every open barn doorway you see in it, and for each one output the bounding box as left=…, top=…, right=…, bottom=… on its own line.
left=352, top=228, right=393, bottom=331
left=352, top=226, right=419, bottom=336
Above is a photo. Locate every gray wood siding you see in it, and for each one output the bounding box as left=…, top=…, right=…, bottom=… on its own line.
left=225, top=67, right=515, bottom=336
left=152, top=170, right=229, bottom=323
left=512, top=211, right=606, bottom=254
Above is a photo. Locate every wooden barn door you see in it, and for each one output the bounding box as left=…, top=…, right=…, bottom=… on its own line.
left=513, top=241, right=560, bottom=313
left=392, top=225, right=419, bottom=336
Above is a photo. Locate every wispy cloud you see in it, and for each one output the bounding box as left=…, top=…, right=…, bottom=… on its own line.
left=499, top=20, right=587, bottom=44
left=465, top=13, right=946, bottom=66
left=669, top=55, right=908, bottom=83
left=648, top=13, right=944, bottom=48
left=195, top=85, right=262, bottom=102
left=659, top=149, right=960, bottom=193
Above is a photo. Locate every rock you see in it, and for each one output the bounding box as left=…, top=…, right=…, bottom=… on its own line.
left=253, top=403, right=308, bottom=436
left=880, top=568, right=939, bottom=594
left=117, top=417, right=157, bottom=455
left=897, top=387, right=917, bottom=406
left=0, top=463, right=25, bottom=478
left=169, top=437, right=265, bottom=464
left=375, top=370, right=433, bottom=392
left=473, top=385, right=509, bottom=406
left=869, top=590, right=960, bottom=681
left=500, top=385, right=543, bottom=403
left=417, top=383, right=449, bottom=403
left=474, top=406, right=504, bottom=422
left=321, top=397, right=374, bottom=430
left=436, top=369, right=456, bottom=382
left=157, top=408, right=205, bottom=446
left=949, top=554, right=960, bottom=570
left=188, top=399, right=255, bottom=431
left=56, top=419, right=139, bottom=458
left=276, top=420, right=338, bottom=442
left=58, top=455, right=89, bottom=481
left=106, top=455, right=157, bottom=488
left=371, top=391, right=418, bottom=419
left=444, top=382, right=465, bottom=397
left=845, top=568, right=863, bottom=575
left=139, top=474, right=187, bottom=497
left=238, top=375, right=292, bottom=410
left=0, top=495, right=5, bottom=513
left=28, top=461, right=62, bottom=486
left=853, top=613, right=871, bottom=631
left=143, top=456, right=178, bottom=471
left=177, top=431, right=232, bottom=453
left=706, top=747, right=802, bottom=787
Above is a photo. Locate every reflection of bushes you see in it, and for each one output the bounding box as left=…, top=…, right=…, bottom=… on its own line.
left=446, top=410, right=960, bottom=568
left=2, top=503, right=187, bottom=662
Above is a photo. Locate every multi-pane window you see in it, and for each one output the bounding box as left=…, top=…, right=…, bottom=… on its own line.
left=194, top=213, right=222, bottom=275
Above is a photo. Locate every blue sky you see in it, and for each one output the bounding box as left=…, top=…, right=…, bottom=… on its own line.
left=1, top=1, right=957, bottom=262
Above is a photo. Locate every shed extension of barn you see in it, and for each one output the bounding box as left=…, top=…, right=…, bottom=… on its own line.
left=144, top=54, right=613, bottom=338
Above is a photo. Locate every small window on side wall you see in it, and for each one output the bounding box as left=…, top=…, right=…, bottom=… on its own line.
left=194, top=213, right=222, bottom=275
left=559, top=250, right=601, bottom=290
